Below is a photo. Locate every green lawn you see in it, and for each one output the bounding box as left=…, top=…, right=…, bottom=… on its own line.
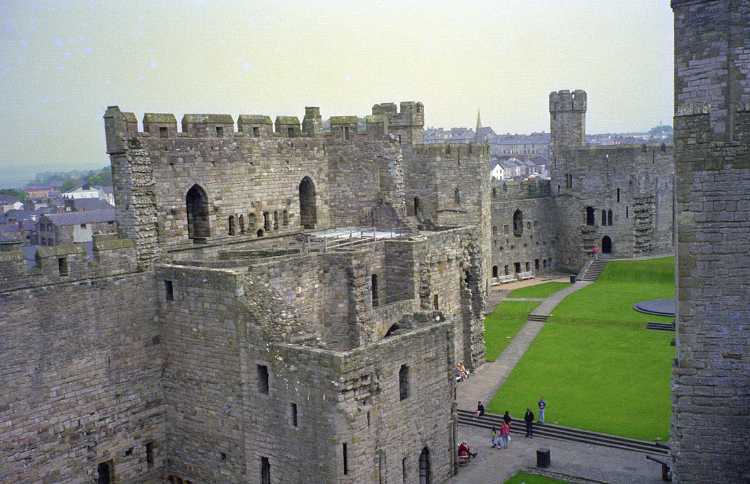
left=488, top=257, right=675, bottom=441
left=484, top=301, right=539, bottom=361
left=504, top=471, right=568, bottom=484
left=509, top=282, right=570, bottom=299
left=484, top=282, right=570, bottom=362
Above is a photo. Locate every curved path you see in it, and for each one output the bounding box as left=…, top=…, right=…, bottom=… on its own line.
left=457, top=281, right=591, bottom=410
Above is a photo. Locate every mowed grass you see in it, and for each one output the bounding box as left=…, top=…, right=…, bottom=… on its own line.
left=484, top=282, right=569, bottom=362
left=488, top=257, right=675, bottom=441
left=505, top=472, right=569, bottom=484
left=484, top=301, right=539, bottom=362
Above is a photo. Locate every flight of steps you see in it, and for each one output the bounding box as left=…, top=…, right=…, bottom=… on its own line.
left=457, top=409, right=669, bottom=456
left=579, top=258, right=608, bottom=281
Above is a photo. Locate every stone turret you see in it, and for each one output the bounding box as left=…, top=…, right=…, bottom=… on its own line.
left=549, top=89, right=587, bottom=162
left=302, top=106, right=322, bottom=137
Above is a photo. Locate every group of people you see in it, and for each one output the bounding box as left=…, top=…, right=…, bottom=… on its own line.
left=454, top=361, right=470, bottom=382
left=476, top=396, right=547, bottom=449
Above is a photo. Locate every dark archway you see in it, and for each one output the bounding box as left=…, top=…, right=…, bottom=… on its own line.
left=586, top=206, right=595, bottom=226
left=414, top=197, right=421, bottom=217
left=299, top=177, right=317, bottom=229
left=492, top=265, right=498, bottom=278
left=513, top=209, right=523, bottom=237
left=602, top=236, right=612, bottom=254
left=418, top=447, right=431, bottom=484
left=186, top=184, right=210, bottom=239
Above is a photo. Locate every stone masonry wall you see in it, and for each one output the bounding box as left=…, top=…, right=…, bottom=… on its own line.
left=0, top=272, right=163, bottom=484
left=671, top=1, right=750, bottom=482
left=490, top=179, right=560, bottom=276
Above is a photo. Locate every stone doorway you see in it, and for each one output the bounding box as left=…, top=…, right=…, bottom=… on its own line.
left=186, top=184, right=210, bottom=239
left=299, top=177, right=317, bottom=229
left=419, top=447, right=431, bottom=484
left=602, top=235, right=612, bottom=254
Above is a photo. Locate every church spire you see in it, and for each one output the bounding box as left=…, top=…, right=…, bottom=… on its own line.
left=475, top=109, right=482, bottom=143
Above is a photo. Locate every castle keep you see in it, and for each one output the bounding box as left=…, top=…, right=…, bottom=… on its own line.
left=2, top=101, right=492, bottom=483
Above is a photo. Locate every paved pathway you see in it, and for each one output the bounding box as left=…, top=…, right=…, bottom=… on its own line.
left=449, top=424, right=663, bottom=484
left=458, top=281, right=591, bottom=410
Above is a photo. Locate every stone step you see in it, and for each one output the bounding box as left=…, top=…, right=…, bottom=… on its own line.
left=456, top=410, right=669, bottom=456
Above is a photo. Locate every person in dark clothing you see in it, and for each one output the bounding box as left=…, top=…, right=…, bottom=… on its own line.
left=524, top=408, right=535, bottom=438
left=476, top=401, right=485, bottom=417
left=503, top=410, right=512, bottom=427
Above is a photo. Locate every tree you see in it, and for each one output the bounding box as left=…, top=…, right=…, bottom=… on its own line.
left=0, top=189, right=27, bottom=201
left=61, top=179, right=78, bottom=192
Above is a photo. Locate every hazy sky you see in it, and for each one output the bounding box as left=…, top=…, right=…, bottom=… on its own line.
left=0, top=0, right=673, bottom=184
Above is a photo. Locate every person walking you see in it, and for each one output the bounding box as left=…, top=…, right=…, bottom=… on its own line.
left=592, top=244, right=600, bottom=260
left=499, top=421, right=511, bottom=449
left=538, top=396, right=546, bottom=424
left=524, top=408, right=535, bottom=438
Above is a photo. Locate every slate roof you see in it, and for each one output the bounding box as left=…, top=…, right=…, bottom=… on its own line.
left=0, top=195, right=20, bottom=204
left=68, top=198, right=114, bottom=211
left=44, top=209, right=116, bottom=226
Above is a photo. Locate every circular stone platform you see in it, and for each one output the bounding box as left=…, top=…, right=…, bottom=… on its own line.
left=633, top=299, right=676, bottom=317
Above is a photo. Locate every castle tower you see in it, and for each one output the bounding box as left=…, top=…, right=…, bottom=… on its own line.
left=549, top=89, right=587, bottom=164
left=671, top=1, right=750, bottom=482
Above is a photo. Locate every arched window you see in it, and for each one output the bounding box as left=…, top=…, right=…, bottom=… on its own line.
left=492, top=266, right=498, bottom=278
left=454, top=187, right=461, bottom=205
left=248, top=213, right=257, bottom=229
left=399, top=365, right=409, bottom=401
left=607, top=210, right=613, bottom=226
left=238, top=214, right=245, bottom=234
left=228, top=215, right=236, bottom=236
left=371, top=274, right=379, bottom=307
left=299, top=177, right=317, bottom=229
left=585, top=206, right=595, bottom=226
left=601, top=209, right=607, bottom=226
left=418, top=448, right=431, bottom=484
left=513, top=209, right=523, bottom=237
left=413, top=197, right=421, bottom=217
left=186, top=184, right=210, bottom=239
left=492, top=226, right=498, bottom=236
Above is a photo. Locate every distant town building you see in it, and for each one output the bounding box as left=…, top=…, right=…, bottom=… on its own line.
left=23, top=185, right=54, bottom=200
left=0, top=195, right=24, bottom=213
left=36, top=209, right=116, bottom=246
left=62, top=185, right=115, bottom=206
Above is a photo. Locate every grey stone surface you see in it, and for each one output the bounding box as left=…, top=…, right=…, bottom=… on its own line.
left=671, top=1, right=750, bottom=483
left=450, top=424, right=664, bottom=484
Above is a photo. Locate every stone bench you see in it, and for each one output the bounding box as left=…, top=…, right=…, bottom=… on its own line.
left=492, top=274, right=516, bottom=285
left=517, top=271, right=535, bottom=281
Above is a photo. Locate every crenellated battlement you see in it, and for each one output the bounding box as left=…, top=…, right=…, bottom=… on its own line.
left=0, top=235, right=138, bottom=292
left=410, top=142, right=490, bottom=159
left=549, top=89, right=587, bottom=113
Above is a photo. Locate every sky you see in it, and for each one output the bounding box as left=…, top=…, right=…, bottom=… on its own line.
left=0, top=0, right=674, bottom=186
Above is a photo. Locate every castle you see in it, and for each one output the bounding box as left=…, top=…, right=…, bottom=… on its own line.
left=1, top=2, right=748, bottom=481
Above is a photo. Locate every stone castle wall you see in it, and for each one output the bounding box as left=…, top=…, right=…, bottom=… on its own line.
left=0, top=270, right=162, bottom=483
left=490, top=178, right=560, bottom=277
left=547, top=89, right=675, bottom=271
left=671, top=1, right=750, bottom=482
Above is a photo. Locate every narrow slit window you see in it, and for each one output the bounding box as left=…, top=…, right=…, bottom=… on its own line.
left=261, top=457, right=271, bottom=484
left=290, top=402, right=298, bottom=427
left=58, top=257, right=68, bottom=276
left=343, top=443, right=349, bottom=475
left=257, top=365, right=269, bottom=394
left=146, top=442, right=154, bottom=468
left=399, top=365, right=409, bottom=401
left=165, top=280, right=174, bottom=301
left=216, top=126, right=224, bottom=137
